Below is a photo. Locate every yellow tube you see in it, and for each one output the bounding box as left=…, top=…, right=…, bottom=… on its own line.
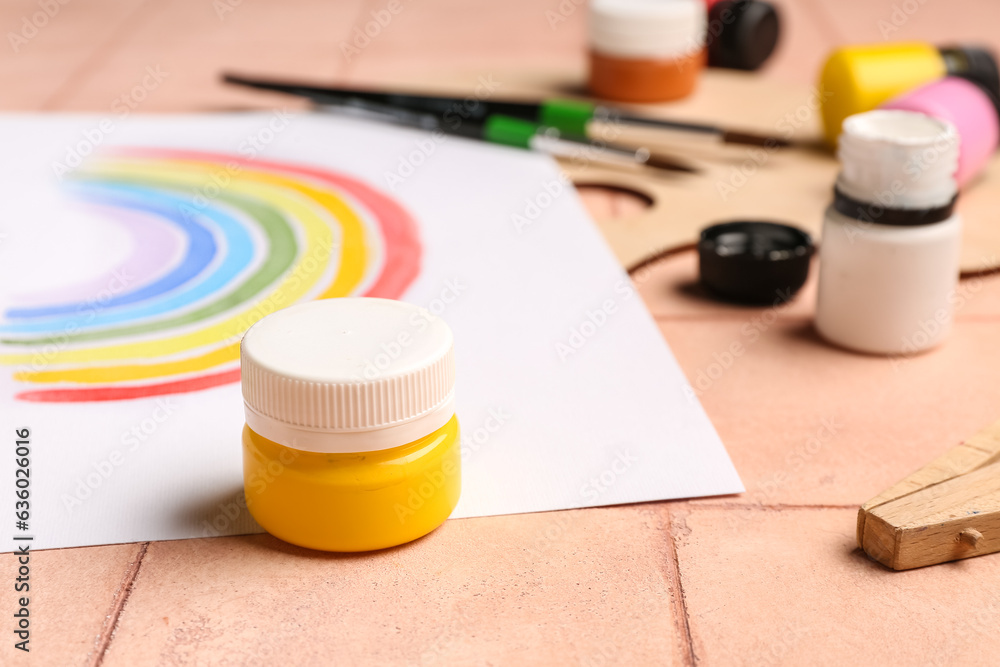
left=820, top=42, right=946, bottom=146
left=243, top=415, right=461, bottom=552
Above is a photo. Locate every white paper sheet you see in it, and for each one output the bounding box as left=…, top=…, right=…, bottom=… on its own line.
left=0, top=113, right=742, bottom=550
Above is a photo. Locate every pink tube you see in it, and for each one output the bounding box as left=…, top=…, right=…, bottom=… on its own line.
left=882, top=77, right=999, bottom=187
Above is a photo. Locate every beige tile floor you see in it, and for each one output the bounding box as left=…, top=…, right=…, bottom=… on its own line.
left=3, top=0, right=1000, bottom=664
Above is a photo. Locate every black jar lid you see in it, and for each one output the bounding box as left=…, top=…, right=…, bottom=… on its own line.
left=707, top=1, right=781, bottom=71
left=940, top=45, right=1000, bottom=118
left=940, top=45, right=1000, bottom=102
left=698, top=221, right=813, bottom=305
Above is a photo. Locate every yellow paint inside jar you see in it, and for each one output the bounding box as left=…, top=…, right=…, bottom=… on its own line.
left=243, top=415, right=461, bottom=552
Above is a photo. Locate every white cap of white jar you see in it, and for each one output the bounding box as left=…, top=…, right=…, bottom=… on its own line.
left=590, top=0, right=707, bottom=60
left=240, top=298, right=456, bottom=454
left=837, top=110, right=959, bottom=210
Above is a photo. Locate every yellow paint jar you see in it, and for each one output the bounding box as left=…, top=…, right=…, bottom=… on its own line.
left=240, top=298, right=460, bottom=552
left=819, top=42, right=999, bottom=146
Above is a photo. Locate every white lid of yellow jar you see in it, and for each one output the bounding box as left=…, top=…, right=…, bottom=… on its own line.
left=240, top=298, right=456, bottom=454
left=590, top=0, right=706, bottom=60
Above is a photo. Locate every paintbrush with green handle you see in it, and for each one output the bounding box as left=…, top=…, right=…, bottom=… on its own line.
left=222, top=73, right=788, bottom=149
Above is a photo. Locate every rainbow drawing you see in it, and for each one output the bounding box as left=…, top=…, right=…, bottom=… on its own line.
left=0, top=149, right=421, bottom=402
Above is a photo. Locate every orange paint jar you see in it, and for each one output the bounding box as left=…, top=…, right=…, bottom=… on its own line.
left=588, top=0, right=707, bottom=103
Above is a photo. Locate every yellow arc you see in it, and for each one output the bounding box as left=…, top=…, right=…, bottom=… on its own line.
left=15, top=343, right=240, bottom=384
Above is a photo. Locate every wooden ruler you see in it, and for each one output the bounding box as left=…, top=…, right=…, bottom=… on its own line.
left=858, top=419, right=1000, bottom=570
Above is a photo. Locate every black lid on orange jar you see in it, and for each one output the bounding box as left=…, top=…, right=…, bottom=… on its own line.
left=707, top=0, right=780, bottom=71
left=698, top=221, right=812, bottom=305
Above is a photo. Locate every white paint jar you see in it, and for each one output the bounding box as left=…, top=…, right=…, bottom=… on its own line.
left=815, top=110, right=962, bottom=355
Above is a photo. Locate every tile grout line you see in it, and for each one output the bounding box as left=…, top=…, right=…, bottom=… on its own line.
left=88, top=541, right=150, bottom=667
left=688, top=501, right=859, bottom=511
left=662, top=505, right=698, bottom=667
left=39, top=0, right=155, bottom=111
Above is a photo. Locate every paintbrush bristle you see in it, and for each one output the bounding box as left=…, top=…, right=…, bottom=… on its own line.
left=721, top=130, right=792, bottom=148
left=644, top=153, right=700, bottom=174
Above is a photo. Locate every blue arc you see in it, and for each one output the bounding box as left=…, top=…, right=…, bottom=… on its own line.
left=1, top=182, right=256, bottom=334
left=4, top=183, right=218, bottom=320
